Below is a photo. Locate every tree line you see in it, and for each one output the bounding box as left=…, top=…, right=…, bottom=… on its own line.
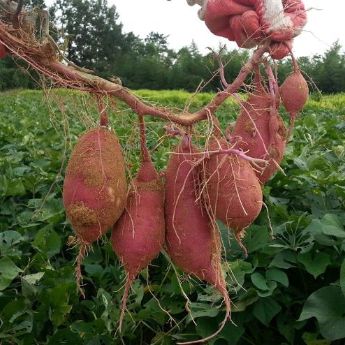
left=1, top=0, right=345, bottom=94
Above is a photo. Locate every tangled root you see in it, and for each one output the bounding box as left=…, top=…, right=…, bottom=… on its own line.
left=68, top=236, right=89, bottom=298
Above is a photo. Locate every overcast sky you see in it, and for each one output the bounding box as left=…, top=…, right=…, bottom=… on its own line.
left=108, top=0, right=345, bottom=57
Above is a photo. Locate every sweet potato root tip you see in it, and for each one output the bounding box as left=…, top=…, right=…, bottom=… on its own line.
left=176, top=284, right=230, bottom=344
left=74, top=242, right=88, bottom=298
left=118, top=277, right=133, bottom=332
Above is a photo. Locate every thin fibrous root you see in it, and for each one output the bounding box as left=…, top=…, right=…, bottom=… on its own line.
left=118, top=277, right=133, bottom=332
left=75, top=242, right=88, bottom=298
left=235, top=230, right=248, bottom=258
left=177, top=286, right=231, bottom=345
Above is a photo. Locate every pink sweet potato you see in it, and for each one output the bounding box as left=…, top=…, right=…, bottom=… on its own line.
left=111, top=117, right=165, bottom=330
left=280, top=69, right=309, bottom=117
left=204, top=135, right=263, bottom=256
left=165, top=135, right=230, bottom=344
left=63, top=127, right=127, bottom=244
left=63, top=127, right=127, bottom=294
left=231, top=72, right=287, bottom=183
left=280, top=63, right=309, bottom=139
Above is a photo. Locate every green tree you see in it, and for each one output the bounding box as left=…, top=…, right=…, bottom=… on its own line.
left=51, top=0, right=125, bottom=76
left=313, top=42, right=345, bottom=93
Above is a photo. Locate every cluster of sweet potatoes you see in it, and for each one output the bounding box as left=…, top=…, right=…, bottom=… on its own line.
left=62, top=61, right=308, bottom=344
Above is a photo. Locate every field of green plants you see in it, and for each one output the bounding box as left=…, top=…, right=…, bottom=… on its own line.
left=0, top=89, right=345, bottom=345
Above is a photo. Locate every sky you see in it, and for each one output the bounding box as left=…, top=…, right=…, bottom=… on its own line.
left=108, top=0, right=345, bottom=57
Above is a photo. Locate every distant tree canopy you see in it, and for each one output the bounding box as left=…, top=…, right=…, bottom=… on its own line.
left=1, top=0, right=345, bottom=94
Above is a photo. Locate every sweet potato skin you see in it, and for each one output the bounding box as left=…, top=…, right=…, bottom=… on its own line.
left=63, top=127, right=127, bottom=244
left=165, top=141, right=222, bottom=285
left=111, top=161, right=165, bottom=279
left=205, top=137, right=263, bottom=238
left=0, top=43, right=7, bottom=59
left=231, top=85, right=286, bottom=183
left=165, top=139, right=231, bottom=344
left=280, top=70, right=309, bottom=115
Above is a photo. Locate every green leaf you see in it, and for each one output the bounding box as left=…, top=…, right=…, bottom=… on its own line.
left=257, top=281, right=277, bottom=297
left=306, top=214, right=345, bottom=240
left=33, top=225, right=61, bottom=257
left=251, top=272, right=269, bottom=290
left=341, top=259, right=345, bottom=298
left=195, top=316, right=245, bottom=345
left=233, top=288, right=259, bottom=312
left=320, top=214, right=345, bottom=238
left=47, top=329, right=82, bottom=345
left=31, top=198, right=64, bottom=223
left=5, top=179, right=26, bottom=196
left=0, top=257, right=22, bottom=290
left=266, top=268, right=289, bottom=287
left=0, top=231, right=23, bottom=256
left=152, top=333, right=173, bottom=345
left=298, top=286, right=345, bottom=341
left=302, top=332, right=331, bottom=345
left=276, top=314, right=296, bottom=344
left=250, top=272, right=278, bottom=297
left=227, top=260, right=253, bottom=290
left=253, top=298, right=281, bottom=326
left=270, top=250, right=296, bottom=269
left=22, top=272, right=45, bottom=285
left=187, top=302, right=220, bottom=320
left=244, top=225, right=270, bottom=253
left=298, top=251, right=331, bottom=279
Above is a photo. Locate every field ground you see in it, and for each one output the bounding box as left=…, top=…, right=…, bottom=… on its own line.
left=0, top=89, right=345, bottom=345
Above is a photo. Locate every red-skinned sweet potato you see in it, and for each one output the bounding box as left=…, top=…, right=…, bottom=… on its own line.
left=280, top=69, right=309, bottom=117
left=63, top=127, right=127, bottom=294
left=230, top=72, right=287, bottom=183
left=204, top=135, right=263, bottom=256
left=111, top=116, right=165, bottom=330
left=165, top=135, right=230, bottom=344
left=0, top=43, right=7, bottom=59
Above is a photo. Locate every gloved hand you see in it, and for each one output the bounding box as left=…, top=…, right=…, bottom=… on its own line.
left=187, top=0, right=307, bottom=59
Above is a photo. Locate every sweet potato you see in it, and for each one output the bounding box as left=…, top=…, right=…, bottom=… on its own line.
left=0, top=43, right=7, bottom=59
left=111, top=116, right=165, bottom=330
left=165, top=135, right=230, bottom=344
left=63, top=127, right=127, bottom=294
left=231, top=73, right=287, bottom=183
left=280, top=69, right=309, bottom=117
left=280, top=63, right=309, bottom=139
left=204, top=135, right=263, bottom=256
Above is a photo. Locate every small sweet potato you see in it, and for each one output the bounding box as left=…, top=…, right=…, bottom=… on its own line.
left=111, top=117, right=165, bottom=330
left=231, top=73, right=287, bottom=183
left=280, top=69, right=309, bottom=117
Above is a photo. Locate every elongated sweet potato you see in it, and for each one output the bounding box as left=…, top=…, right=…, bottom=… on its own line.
left=231, top=71, right=287, bottom=183
left=165, top=136, right=230, bottom=344
left=111, top=116, right=165, bottom=330
left=63, top=127, right=127, bottom=294
left=204, top=135, right=263, bottom=256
